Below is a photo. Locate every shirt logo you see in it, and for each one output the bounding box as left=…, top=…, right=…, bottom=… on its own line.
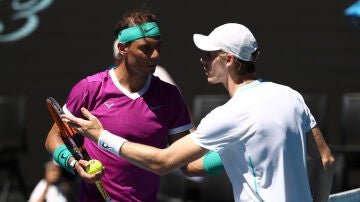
left=149, top=105, right=162, bottom=111
left=104, top=102, right=114, bottom=109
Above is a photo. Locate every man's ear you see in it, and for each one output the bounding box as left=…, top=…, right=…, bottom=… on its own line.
left=225, top=53, right=241, bottom=75
left=226, top=53, right=236, bottom=65
left=118, top=42, right=127, bottom=56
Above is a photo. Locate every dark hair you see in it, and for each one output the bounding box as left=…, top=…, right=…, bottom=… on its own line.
left=113, top=10, right=159, bottom=38
left=237, top=59, right=256, bottom=74
left=238, top=48, right=261, bottom=74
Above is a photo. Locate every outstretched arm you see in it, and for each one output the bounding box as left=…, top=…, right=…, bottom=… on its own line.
left=306, top=126, right=335, bottom=202
left=121, top=134, right=207, bottom=175
left=62, top=107, right=208, bottom=175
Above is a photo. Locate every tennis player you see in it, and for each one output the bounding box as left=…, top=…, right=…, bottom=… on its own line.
left=63, top=23, right=335, bottom=202
left=45, top=10, right=218, bottom=202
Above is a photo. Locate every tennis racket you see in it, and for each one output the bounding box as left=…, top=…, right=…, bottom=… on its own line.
left=46, top=97, right=112, bottom=202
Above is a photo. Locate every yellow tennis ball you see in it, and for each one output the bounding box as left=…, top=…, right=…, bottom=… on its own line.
left=86, top=159, right=103, bottom=174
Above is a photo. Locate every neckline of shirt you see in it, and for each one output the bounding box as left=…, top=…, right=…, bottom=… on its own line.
left=233, top=79, right=263, bottom=97
left=109, top=69, right=152, bottom=100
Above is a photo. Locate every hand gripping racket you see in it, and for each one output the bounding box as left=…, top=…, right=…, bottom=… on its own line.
left=46, top=97, right=112, bottom=202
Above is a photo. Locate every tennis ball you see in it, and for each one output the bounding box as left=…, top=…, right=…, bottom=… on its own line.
left=86, top=159, right=103, bottom=174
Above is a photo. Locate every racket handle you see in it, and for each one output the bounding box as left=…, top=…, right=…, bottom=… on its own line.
left=64, top=137, right=84, bottom=160
left=95, top=181, right=111, bottom=201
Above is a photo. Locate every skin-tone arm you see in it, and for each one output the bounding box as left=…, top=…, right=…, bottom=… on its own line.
left=62, top=107, right=209, bottom=176
left=45, top=123, right=66, bottom=153
left=121, top=133, right=207, bottom=175
left=306, top=126, right=335, bottom=202
left=45, top=123, right=103, bottom=182
left=166, top=122, right=207, bottom=176
left=181, top=157, right=208, bottom=176
left=167, top=133, right=207, bottom=176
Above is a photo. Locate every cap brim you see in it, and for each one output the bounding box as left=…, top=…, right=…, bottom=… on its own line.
left=193, top=34, right=220, bottom=51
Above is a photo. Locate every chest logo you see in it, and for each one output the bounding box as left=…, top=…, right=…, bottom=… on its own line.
left=104, top=102, right=114, bottom=109
left=149, top=105, right=162, bottom=111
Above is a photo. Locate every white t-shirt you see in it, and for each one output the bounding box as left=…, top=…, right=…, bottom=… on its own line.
left=190, top=80, right=316, bottom=202
left=28, top=179, right=67, bottom=202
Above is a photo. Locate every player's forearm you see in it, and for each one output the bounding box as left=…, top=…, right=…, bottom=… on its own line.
left=97, top=130, right=205, bottom=175
left=123, top=135, right=207, bottom=175
left=181, top=157, right=208, bottom=176
left=120, top=141, right=177, bottom=175
left=61, top=108, right=206, bottom=174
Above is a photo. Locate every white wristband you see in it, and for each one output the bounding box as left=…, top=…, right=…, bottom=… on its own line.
left=98, top=130, right=127, bottom=156
left=69, top=159, right=77, bottom=168
left=69, top=159, right=78, bottom=175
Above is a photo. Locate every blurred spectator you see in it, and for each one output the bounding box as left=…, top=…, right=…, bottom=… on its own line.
left=28, top=160, right=76, bottom=202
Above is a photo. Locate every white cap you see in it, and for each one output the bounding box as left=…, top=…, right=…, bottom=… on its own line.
left=193, top=23, right=258, bottom=62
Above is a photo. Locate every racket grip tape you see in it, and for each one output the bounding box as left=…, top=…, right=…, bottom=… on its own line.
left=95, top=181, right=111, bottom=201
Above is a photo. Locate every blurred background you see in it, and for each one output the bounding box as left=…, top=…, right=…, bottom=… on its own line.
left=1, top=0, right=360, bottom=201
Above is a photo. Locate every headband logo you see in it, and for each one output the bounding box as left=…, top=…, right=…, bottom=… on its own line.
left=143, top=27, right=156, bottom=33
left=118, top=22, right=160, bottom=43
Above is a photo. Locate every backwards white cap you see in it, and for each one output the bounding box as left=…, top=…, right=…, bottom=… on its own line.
left=193, top=23, right=258, bottom=62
